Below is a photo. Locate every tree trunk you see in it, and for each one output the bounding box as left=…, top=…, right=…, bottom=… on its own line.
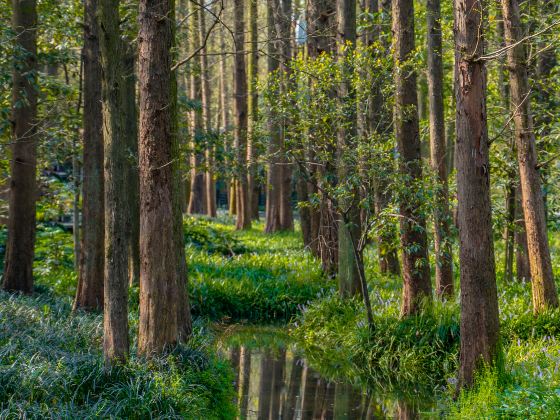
left=123, top=42, right=140, bottom=287
left=515, top=185, right=531, bottom=282
left=234, top=0, right=251, bottom=230
left=306, top=0, right=338, bottom=273
left=247, top=0, right=260, bottom=220
left=455, top=0, right=500, bottom=387
left=198, top=5, right=217, bottom=218
left=336, top=0, right=361, bottom=297
left=99, top=0, right=129, bottom=363
left=257, top=350, right=273, bottom=420
left=3, top=0, right=38, bottom=294
left=392, top=0, right=432, bottom=315
left=187, top=8, right=207, bottom=216
left=427, top=0, right=453, bottom=298
left=265, top=0, right=283, bottom=233
left=502, top=0, right=559, bottom=311
left=284, top=357, right=303, bottom=419
left=138, top=0, right=186, bottom=355
left=239, top=347, right=251, bottom=419
left=74, top=0, right=104, bottom=309
left=270, top=348, right=286, bottom=419
left=278, top=0, right=294, bottom=231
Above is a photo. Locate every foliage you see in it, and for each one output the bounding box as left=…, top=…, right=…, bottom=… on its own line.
left=184, top=216, right=246, bottom=256
left=188, top=220, right=333, bottom=322
left=0, top=290, right=236, bottom=419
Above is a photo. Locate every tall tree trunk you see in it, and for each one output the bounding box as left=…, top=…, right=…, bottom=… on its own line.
left=392, top=0, right=432, bottom=315
left=99, top=0, right=129, bottom=363
left=265, top=0, right=283, bottom=233
left=138, top=0, right=187, bottom=355
left=306, top=0, right=338, bottom=273
left=515, top=185, right=531, bottom=282
left=188, top=8, right=207, bottom=215
left=374, top=0, right=400, bottom=276
left=198, top=5, right=217, bottom=218
left=496, top=5, right=515, bottom=284
left=123, top=42, right=140, bottom=287
left=455, top=0, right=500, bottom=387
left=247, top=0, right=260, bottom=220
left=3, top=0, right=38, bottom=294
left=502, top=0, right=559, bottom=311
left=234, top=0, right=251, bottom=230
left=427, top=0, right=453, bottom=298
left=278, top=0, right=294, bottom=231
left=336, top=0, right=361, bottom=297
left=74, top=0, right=104, bottom=309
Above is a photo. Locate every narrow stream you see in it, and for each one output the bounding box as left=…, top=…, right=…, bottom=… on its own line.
left=216, top=326, right=434, bottom=419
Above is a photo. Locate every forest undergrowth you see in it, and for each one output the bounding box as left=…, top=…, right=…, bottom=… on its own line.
left=2, top=217, right=560, bottom=418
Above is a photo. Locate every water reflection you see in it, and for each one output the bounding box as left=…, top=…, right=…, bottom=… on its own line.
left=225, top=342, right=421, bottom=419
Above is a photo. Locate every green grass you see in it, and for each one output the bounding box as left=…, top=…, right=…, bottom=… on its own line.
left=0, top=289, right=236, bottom=419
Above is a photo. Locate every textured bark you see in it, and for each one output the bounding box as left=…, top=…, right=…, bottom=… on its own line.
left=306, top=0, right=338, bottom=273
left=278, top=0, right=294, bottom=231
left=427, top=0, right=453, bottom=298
left=138, top=0, right=185, bottom=355
left=99, top=0, right=129, bottom=363
left=392, top=0, right=432, bottom=315
left=3, top=0, right=38, bottom=294
left=75, top=0, right=104, bottom=309
left=233, top=0, right=251, bottom=230
left=187, top=8, right=207, bottom=215
left=515, top=186, right=531, bottom=282
left=123, top=43, right=140, bottom=287
left=336, top=0, right=361, bottom=297
left=455, top=0, right=500, bottom=387
left=502, top=0, right=558, bottom=311
left=265, top=0, right=283, bottom=233
left=198, top=6, right=216, bottom=218
left=247, top=0, right=260, bottom=220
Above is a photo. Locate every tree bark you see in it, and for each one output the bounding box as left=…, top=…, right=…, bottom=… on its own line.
left=234, top=0, right=252, bottom=230
left=427, top=0, right=453, bottom=298
left=138, top=0, right=186, bottom=355
left=515, top=185, right=531, bottom=282
left=247, top=0, right=260, bottom=220
left=187, top=8, right=207, bottom=215
left=455, top=0, right=500, bottom=387
left=336, top=0, right=361, bottom=297
left=198, top=5, right=217, bottom=218
left=74, top=0, right=104, bottom=309
left=123, top=42, right=140, bottom=287
left=392, top=0, right=432, bottom=315
left=3, top=0, right=38, bottom=294
left=502, top=0, right=559, bottom=311
left=99, top=0, right=129, bottom=363
left=265, top=0, right=283, bottom=233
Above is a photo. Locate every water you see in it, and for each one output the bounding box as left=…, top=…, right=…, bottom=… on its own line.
left=216, top=326, right=430, bottom=419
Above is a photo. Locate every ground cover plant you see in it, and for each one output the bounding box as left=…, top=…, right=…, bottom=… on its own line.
left=0, top=289, right=236, bottom=419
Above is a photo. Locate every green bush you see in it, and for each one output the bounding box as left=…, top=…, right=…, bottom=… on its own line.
left=0, top=290, right=236, bottom=419
left=184, top=216, right=246, bottom=256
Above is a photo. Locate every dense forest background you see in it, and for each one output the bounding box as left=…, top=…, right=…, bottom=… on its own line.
left=1, top=0, right=560, bottom=418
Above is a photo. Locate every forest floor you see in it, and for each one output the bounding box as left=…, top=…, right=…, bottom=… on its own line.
left=1, top=216, right=560, bottom=418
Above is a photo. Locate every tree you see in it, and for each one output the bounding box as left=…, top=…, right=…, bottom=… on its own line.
left=455, top=0, right=500, bottom=387
left=198, top=4, right=216, bottom=218
left=392, top=0, right=432, bottom=315
left=3, top=0, right=38, bottom=294
left=247, top=0, right=260, bottom=220
left=426, top=0, right=453, bottom=297
left=99, top=0, right=129, bottom=362
left=74, top=0, right=104, bottom=309
left=502, top=0, right=559, bottom=312
left=336, top=0, right=361, bottom=296
left=138, top=0, right=189, bottom=355
left=187, top=7, right=207, bottom=216
left=233, top=0, right=251, bottom=230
